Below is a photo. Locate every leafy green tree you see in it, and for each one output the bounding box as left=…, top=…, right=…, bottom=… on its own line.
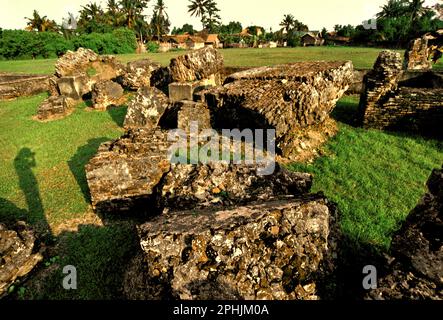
left=172, top=23, right=196, bottom=35
left=377, top=0, right=409, bottom=18
left=219, top=21, right=243, bottom=35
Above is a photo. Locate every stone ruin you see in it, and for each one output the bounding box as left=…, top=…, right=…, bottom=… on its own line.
left=0, top=221, right=43, bottom=297
left=359, top=50, right=443, bottom=137
left=80, top=47, right=358, bottom=300
left=35, top=48, right=169, bottom=121
left=201, top=61, right=354, bottom=160
left=367, top=165, right=443, bottom=300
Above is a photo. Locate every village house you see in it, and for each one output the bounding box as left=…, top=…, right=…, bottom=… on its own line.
left=300, top=31, right=324, bottom=46
left=326, top=32, right=351, bottom=46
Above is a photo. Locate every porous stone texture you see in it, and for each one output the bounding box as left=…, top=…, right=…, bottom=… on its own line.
left=124, top=86, right=170, bottom=129
left=0, top=73, right=50, bottom=100
left=85, top=129, right=172, bottom=215
left=367, top=166, right=443, bottom=300
left=168, top=81, right=200, bottom=103
left=55, top=48, right=124, bottom=80
left=169, top=47, right=224, bottom=83
left=131, top=195, right=339, bottom=300
left=55, top=48, right=99, bottom=77
left=160, top=100, right=212, bottom=132
left=404, top=37, right=432, bottom=71
left=92, top=80, right=125, bottom=110
left=159, top=163, right=312, bottom=211
left=57, top=75, right=91, bottom=101
left=359, top=50, right=443, bottom=137
left=204, top=61, right=354, bottom=160
left=54, top=48, right=125, bottom=99
left=0, top=222, right=43, bottom=297
left=36, top=96, right=72, bottom=121
left=121, top=59, right=162, bottom=90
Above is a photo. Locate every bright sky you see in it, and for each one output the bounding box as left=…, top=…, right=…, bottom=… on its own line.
left=0, top=0, right=440, bottom=32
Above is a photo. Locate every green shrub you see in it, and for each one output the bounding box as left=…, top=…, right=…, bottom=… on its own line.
left=146, top=41, right=159, bottom=53
left=0, top=30, right=72, bottom=59
left=0, top=28, right=136, bottom=60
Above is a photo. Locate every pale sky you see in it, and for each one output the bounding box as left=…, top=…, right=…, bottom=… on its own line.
left=0, top=0, right=440, bottom=32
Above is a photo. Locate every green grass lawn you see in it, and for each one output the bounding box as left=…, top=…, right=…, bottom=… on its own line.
left=0, top=91, right=441, bottom=299
left=3, top=46, right=441, bottom=75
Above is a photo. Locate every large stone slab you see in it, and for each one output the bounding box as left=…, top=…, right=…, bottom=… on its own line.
left=0, top=73, right=50, bottom=100
left=204, top=61, right=353, bottom=159
left=169, top=47, right=224, bottom=83
left=129, top=195, right=339, bottom=300
left=124, top=86, right=170, bottom=129
left=85, top=129, right=172, bottom=215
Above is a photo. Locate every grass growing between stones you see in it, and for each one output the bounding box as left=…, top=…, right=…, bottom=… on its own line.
left=287, top=96, right=443, bottom=250
left=0, top=93, right=441, bottom=299
left=3, top=47, right=440, bottom=75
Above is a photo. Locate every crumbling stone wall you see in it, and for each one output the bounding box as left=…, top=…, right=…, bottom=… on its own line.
left=359, top=50, right=443, bottom=137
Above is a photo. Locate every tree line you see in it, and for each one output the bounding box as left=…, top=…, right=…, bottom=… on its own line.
left=0, top=0, right=442, bottom=60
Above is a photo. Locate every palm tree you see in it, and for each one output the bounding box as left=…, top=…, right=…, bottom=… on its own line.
left=280, top=14, right=295, bottom=33
left=119, top=0, right=149, bottom=29
left=202, top=0, right=221, bottom=32
left=105, top=0, right=124, bottom=27
left=409, top=0, right=426, bottom=23
left=188, top=0, right=211, bottom=28
left=377, top=0, right=408, bottom=18
left=25, top=10, right=58, bottom=32
left=151, top=0, right=170, bottom=39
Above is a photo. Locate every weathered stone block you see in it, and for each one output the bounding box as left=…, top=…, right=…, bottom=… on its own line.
left=169, top=47, right=224, bottom=82
left=57, top=75, right=91, bottom=101
left=168, top=81, right=200, bottom=102
left=36, top=95, right=72, bottom=121
left=160, top=100, right=211, bottom=132
left=204, top=61, right=353, bottom=160
left=121, top=59, right=162, bottom=90
left=132, top=196, right=339, bottom=300
left=92, top=80, right=125, bottom=110
left=0, top=222, right=43, bottom=297
left=124, top=86, right=170, bottom=129
left=404, top=37, right=433, bottom=71
left=85, top=129, right=173, bottom=215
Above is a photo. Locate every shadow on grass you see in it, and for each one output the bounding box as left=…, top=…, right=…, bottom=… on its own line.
left=68, top=138, right=110, bottom=204
left=331, top=96, right=361, bottom=127
left=22, top=223, right=139, bottom=300
left=107, top=106, right=128, bottom=128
